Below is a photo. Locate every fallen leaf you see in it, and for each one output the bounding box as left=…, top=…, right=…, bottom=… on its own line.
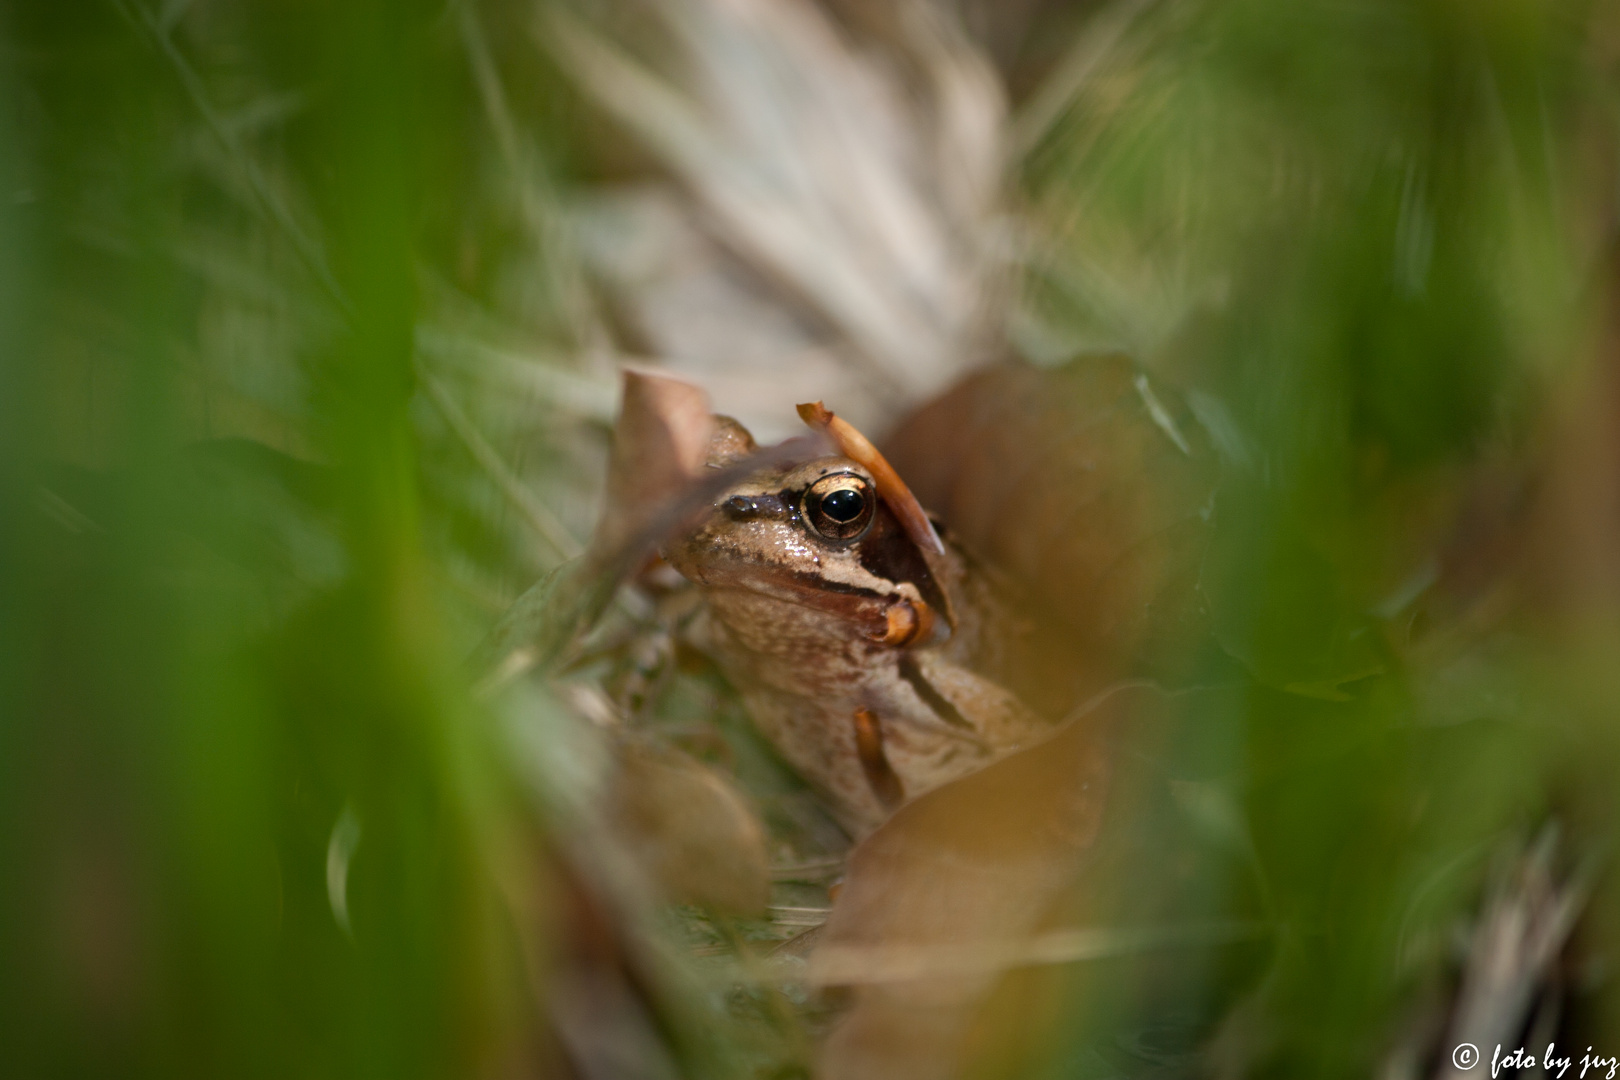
left=812, top=683, right=1166, bottom=1080
left=883, top=358, right=1214, bottom=703
left=592, top=370, right=716, bottom=562
left=605, top=737, right=770, bottom=916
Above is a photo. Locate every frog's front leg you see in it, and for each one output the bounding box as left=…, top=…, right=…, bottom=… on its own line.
left=851, top=707, right=904, bottom=811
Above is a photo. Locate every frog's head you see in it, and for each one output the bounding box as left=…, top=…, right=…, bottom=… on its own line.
left=663, top=413, right=951, bottom=647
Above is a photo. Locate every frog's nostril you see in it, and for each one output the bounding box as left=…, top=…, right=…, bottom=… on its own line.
left=723, top=495, right=755, bottom=519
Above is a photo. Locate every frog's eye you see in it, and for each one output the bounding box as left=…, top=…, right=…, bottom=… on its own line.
left=803, top=475, right=876, bottom=541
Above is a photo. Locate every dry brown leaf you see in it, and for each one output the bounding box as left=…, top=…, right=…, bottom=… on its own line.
left=883, top=358, right=1214, bottom=694
left=811, top=683, right=1167, bottom=1080
left=604, top=738, right=770, bottom=916
left=591, top=370, right=716, bottom=562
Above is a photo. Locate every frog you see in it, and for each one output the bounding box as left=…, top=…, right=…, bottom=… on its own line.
left=662, top=407, right=1050, bottom=836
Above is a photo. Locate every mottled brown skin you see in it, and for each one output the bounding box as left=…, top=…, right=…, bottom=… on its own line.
left=664, top=419, right=1047, bottom=835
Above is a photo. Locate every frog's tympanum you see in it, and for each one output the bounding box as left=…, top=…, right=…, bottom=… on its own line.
left=663, top=405, right=1049, bottom=834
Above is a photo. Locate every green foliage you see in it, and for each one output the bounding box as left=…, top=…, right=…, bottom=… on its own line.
left=1020, top=0, right=1615, bottom=1074
left=0, top=3, right=542, bottom=1077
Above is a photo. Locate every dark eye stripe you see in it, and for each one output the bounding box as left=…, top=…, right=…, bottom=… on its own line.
left=722, top=492, right=789, bottom=520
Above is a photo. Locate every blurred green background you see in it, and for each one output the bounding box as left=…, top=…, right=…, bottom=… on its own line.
left=1, top=0, right=1618, bottom=1077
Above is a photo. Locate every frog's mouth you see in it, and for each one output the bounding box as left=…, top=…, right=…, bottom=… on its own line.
left=697, top=568, right=943, bottom=648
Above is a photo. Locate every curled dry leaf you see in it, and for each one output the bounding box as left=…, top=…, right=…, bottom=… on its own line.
left=591, top=370, right=717, bottom=562
left=883, top=358, right=1215, bottom=686
left=812, top=683, right=1166, bottom=1080
left=603, top=738, right=770, bottom=917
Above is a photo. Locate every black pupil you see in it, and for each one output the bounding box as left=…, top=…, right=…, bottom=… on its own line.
left=820, top=488, right=865, bottom=523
